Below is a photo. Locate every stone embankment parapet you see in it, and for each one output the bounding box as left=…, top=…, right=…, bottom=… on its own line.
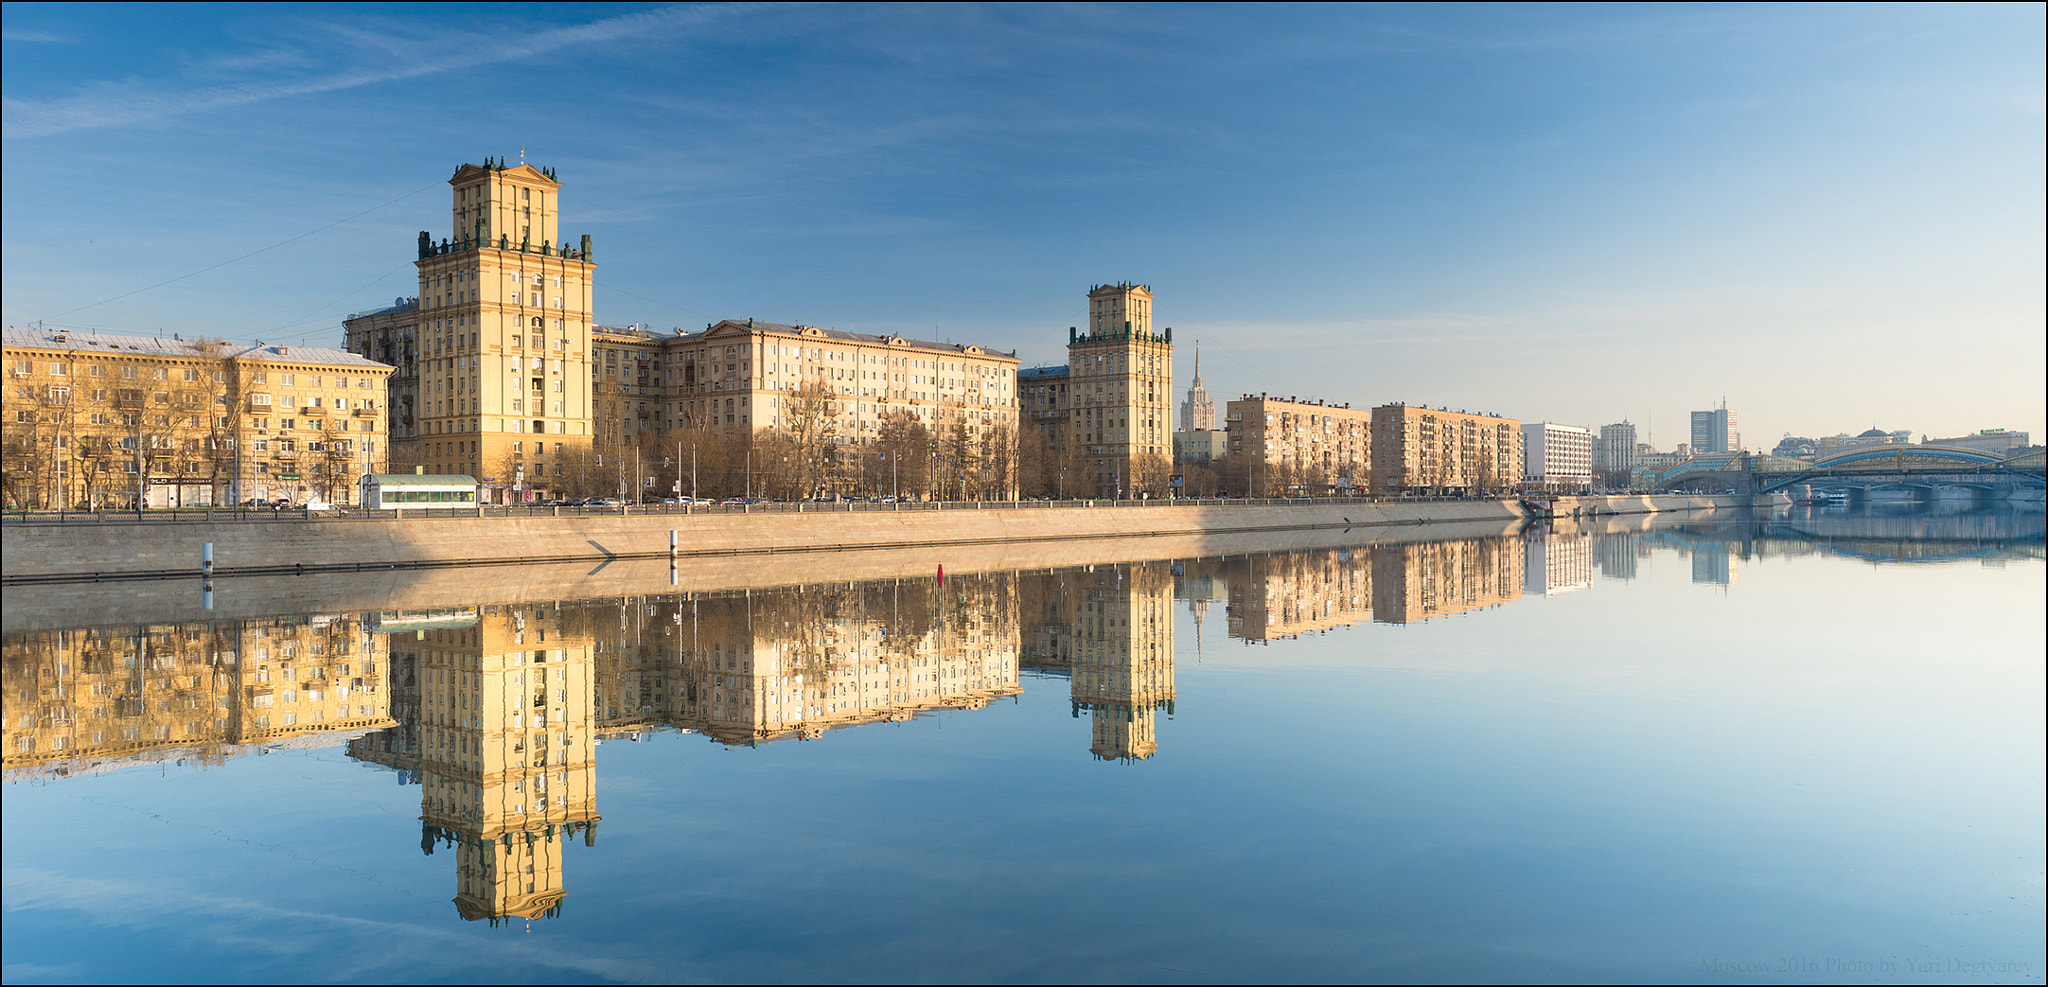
left=2, top=494, right=1728, bottom=585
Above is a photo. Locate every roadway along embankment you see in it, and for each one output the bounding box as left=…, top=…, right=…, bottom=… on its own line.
left=0, top=494, right=1729, bottom=584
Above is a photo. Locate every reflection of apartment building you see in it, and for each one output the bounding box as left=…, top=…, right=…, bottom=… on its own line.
left=1691, top=548, right=1736, bottom=588
left=404, top=608, right=600, bottom=923
left=1225, top=395, right=1371, bottom=496
left=4, top=615, right=391, bottom=780
left=1371, top=538, right=1525, bottom=623
left=344, top=160, right=599, bottom=499
left=1524, top=533, right=1593, bottom=596
left=1370, top=403, right=1522, bottom=496
left=1225, top=550, right=1373, bottom=641
left=3, top=326, right=392, bottom=508
left=1596, top=533, right=1642, bottom=582
left=590, top=578, right=1022, bottom=746
left=1018, top=283, right=1176, bottom=498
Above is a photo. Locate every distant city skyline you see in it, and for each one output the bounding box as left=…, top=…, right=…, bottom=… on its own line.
left=3, top=4, right=2041, bottom=447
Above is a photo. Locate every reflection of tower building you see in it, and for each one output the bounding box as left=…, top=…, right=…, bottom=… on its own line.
left=1691, top=549, right=1736, bottom=588
left=1371, top=538, right=1525, bottom=624
left=1224, top=550, right=1373, bottom=641
left=1067, top=563, right=1177, bottom=761
left=1596, top=533, right=1640, bottom=582
left=1524, top=533, right=1593, bottom=596
left=411, top=608, right=598, bottom=924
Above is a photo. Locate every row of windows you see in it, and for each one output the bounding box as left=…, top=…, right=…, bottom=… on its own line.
left=10, top=363, right=375, bottom=389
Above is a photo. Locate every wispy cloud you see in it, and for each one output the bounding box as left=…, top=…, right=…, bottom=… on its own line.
left=2, top=4, right=753, bottom=139
left=1, top=28, right=74, bottom=43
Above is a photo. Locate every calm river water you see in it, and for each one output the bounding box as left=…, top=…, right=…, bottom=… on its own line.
left=3, top=506, right=2042, bottom=984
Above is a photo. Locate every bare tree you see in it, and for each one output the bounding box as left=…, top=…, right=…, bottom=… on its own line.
left=1129, top=453, right=1173, bottom=499
left=874, top=409, right=930, bottom=500
left=764, top=380, right=841, bottom=499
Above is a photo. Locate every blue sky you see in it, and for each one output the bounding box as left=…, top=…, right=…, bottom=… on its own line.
left=3, top=3, right=2041, bottom=446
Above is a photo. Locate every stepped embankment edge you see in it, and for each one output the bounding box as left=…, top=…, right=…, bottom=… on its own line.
left=2, top=494, right=1729, bottom=585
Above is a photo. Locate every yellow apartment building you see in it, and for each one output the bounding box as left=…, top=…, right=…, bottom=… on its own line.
left=1224, top=394, right=1372, bottom=497
left=1370, top=403, right=1523, bottom=496
left=3, top=327, right=392, bottom=508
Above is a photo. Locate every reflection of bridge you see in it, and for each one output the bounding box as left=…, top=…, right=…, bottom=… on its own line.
left=1636, top=446, right=2046, bottom=497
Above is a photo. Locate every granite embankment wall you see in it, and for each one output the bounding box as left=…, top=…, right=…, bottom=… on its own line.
left=3, top=504, right=1729, bottom=634
left=1, top=494, right=1729, bottom=585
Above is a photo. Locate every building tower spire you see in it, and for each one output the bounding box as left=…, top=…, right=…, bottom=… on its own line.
left=1179, top=340, right=1214, bottom=433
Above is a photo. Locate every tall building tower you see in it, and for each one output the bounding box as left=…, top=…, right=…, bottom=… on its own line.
left=1689, top=403, right=1738, bottom=454
left=358, top=158, right=598, bottom=501
left=1179, top=344, right=1214, bottom=432
left=1595, top=420, right=1638, bottom=474
left=1067, top=282, right=1173, bottom=498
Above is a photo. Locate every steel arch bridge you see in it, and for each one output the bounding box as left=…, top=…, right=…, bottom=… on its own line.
left=1636, top=446, right=2046, bottom=494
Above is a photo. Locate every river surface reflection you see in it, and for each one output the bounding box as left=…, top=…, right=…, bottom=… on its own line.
left=3, top=507, right=2042, bottom=983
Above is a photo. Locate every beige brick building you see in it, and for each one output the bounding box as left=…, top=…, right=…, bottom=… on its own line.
left=346, top=160, right=597, bottom=501
left=1224, top=394, right=1372, bottom=497
left=1369, top=403, right=1522, bottom=496
left=1019, top=282, right=1175, bottom=498
left=3, top=327, right=392, bottom=508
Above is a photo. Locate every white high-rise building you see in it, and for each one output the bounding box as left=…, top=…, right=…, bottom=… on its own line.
left=1521, top=422, right=1593, bottom=492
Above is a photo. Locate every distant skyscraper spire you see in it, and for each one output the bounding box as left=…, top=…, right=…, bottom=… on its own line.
left=1180, top=342, right=1215, bottom=432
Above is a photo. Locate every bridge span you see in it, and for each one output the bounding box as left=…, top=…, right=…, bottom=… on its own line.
left=1634, top=446, right=2045, bottom=500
